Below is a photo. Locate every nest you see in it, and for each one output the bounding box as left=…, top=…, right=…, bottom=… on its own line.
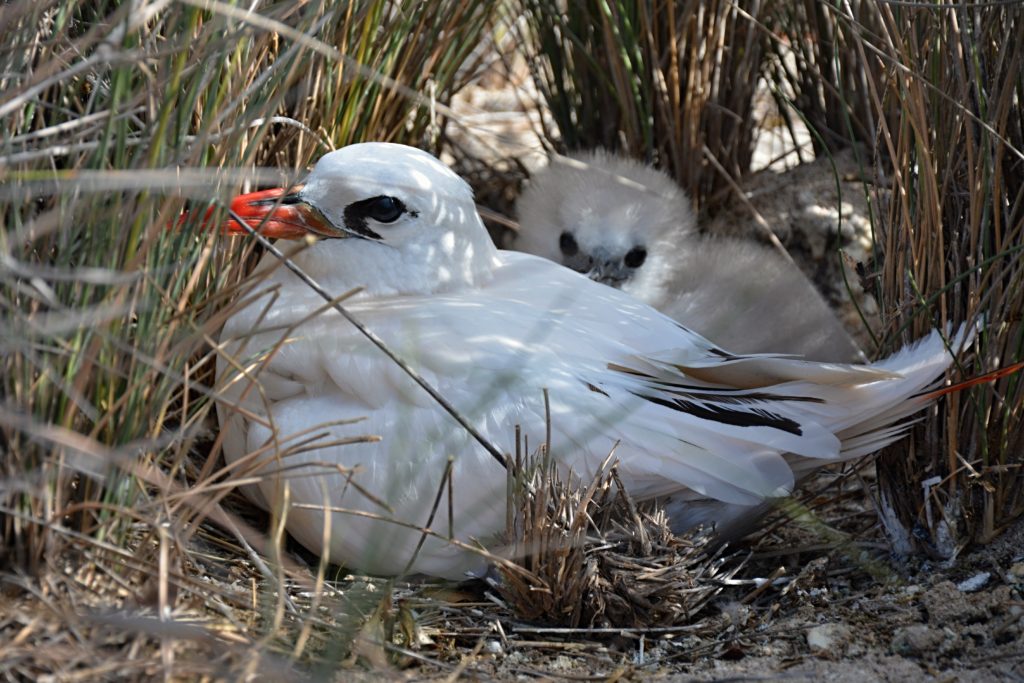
left=495, top=452, right=745, bottom=630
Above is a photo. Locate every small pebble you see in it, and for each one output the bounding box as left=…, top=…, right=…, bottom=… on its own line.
left=892, top=624, right=943, bottom=656
left=484, top=640, right=503, bottom=655
left=957, top=572, right=991, bottom=593
left=551, top=655, right=575, bottom=670
left=807, top=623, right=851, bottom=654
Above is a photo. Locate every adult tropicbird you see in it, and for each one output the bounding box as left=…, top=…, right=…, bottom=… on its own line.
left=216, top=142, right=969, bottom=579
left=515, top=150, right=863, bottom=362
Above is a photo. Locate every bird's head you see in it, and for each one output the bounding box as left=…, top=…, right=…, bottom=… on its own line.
left=515, top=150, right=696, bottom=302
left=225, top=143, right=499, bottom=296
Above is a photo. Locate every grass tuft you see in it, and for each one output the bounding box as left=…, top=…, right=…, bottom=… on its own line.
left=497, top=449, right=743, bottom=629
left=865, top=3, right=1024, bottom=555
left=512, top=0, right=767, bottom=212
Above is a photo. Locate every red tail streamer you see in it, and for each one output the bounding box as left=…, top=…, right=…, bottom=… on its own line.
left=921, top=360, right=1024, bottom=401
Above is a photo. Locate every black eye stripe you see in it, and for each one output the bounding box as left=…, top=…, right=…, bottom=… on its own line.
left=342, top=195, right=411, bottom=240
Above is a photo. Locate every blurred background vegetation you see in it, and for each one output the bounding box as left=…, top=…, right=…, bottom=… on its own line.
left=1, top=0, right=1021, bottom=676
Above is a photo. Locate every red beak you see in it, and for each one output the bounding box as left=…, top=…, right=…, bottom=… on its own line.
left=223, top=187, right=346, bottom=240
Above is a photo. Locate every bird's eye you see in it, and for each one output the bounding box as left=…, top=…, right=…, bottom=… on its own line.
left=624, top=246, right=647, bottom=268
left=366, top=196, right=406, bottom=223
left=559, top=231, right=578, bottom=256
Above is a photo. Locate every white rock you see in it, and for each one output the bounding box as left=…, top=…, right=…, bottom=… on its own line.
left=807, top=623, right=851, bottom=653
left=956, top=572, right=991, bottom=593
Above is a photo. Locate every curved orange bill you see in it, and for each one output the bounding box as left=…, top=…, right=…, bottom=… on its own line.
left=223, top=187, right=347, bottom=240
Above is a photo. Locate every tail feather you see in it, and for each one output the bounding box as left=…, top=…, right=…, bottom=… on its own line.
left=662, top=321, right=1023, bottom=542
left=917, top=359, right=1024, bottom=400
left=766, top=323, right=974, bottom=465
left=837, top=420, right=922, bottom=460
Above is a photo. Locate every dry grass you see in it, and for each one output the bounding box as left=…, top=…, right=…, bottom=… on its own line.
left=512, top=0, right=767, bottom=212
left=762, top=1, right=885, bottom=158
left=497, top=450, right=743, bottom=630
left=863, top=3, right=1024, bottom=556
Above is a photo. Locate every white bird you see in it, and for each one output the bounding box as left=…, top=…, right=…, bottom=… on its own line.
left=216, top=142, right=969, bottom=579
left=515, top=150, right=864, bottom=362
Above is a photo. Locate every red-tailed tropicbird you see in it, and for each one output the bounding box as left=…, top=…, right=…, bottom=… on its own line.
left=216, top=142, right=971, bottom=579
left=515, top=150, right=863, bottom=362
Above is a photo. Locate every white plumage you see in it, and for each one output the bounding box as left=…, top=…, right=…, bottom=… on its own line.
left=216, top=142, right=968, bottom=579
left=515, top=150, right=863, bottom=362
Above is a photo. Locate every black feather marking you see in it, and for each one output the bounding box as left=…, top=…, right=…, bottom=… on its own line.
left=584, top=381, right=610, bottom=397
left=607, top=363, right=825, bottom=404
left=633, top=391, right=804, bottom=436
left=648, top=379, right=823, bottom=405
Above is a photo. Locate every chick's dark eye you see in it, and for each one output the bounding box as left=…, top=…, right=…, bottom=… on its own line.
left=624, top=246, right=647, bottom=268
left=366, top=196, right=405, bottom=223
left=559, top=231, right=578, bottom=256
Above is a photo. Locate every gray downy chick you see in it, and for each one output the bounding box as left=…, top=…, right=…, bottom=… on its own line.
left=515, top=150, right=863, bottom=363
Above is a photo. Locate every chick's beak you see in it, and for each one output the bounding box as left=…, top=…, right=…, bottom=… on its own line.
left=584, top=247, right=630, bottom=287
left=587, top=263, right=629, bottom=287
left=223, top=187, right=347, bottom=240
